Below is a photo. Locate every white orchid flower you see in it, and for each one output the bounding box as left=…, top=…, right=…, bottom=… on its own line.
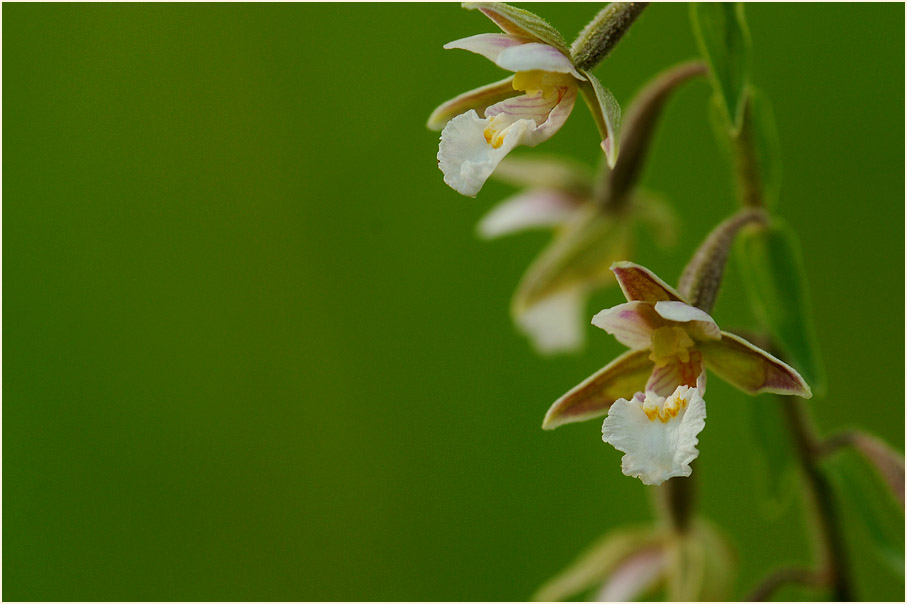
left=427, top=3, right=621, bottom=197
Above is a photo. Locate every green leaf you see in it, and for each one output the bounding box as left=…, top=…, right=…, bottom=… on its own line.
left=690, top=3, right=751, bottom=131
left=734, top=219, right=826, bottom=396
left=747, top=87, right=782, bottom=209
left=746, top=396, right=798, bottom=518
left=826, top=452, right=905, bottom=576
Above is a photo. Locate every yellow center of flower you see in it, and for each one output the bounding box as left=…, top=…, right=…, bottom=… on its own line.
left=648, top=326, right=695, bottom=367
left=482, top=70, right=574, bottom=149
left=643, top=390, right=690, bottom=423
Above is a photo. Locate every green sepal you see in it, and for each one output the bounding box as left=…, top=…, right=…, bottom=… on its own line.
left=463, top=2, right=570, bottom=57
left=734, top=219, right=826, bottom=396
left=690, top=2, right=751, bottom=132
left=532, top=525, right=665, bottom=601
left=578, top=71, right=622, bottom=167
left=512, top=205, right=629, bottom=315
left=826, top=451, right=906, bottom=577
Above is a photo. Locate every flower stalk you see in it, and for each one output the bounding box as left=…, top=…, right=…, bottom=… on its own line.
left=571, top=2, right=650, bottom=71
left=677, top=207, right=768, bottom=313
left=777, top=395, right=852, bottom=601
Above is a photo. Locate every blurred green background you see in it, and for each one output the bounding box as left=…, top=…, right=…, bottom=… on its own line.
left=4, top=3, right=904, bottom=601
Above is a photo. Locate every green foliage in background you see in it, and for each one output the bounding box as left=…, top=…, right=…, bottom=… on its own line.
left=4, top=3, right=904, bottom=601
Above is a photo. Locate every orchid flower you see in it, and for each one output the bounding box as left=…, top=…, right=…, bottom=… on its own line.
left=427, top=3, right=620, bottom=198
left=533, top=520, right=735, bottom=601
left=475, top=155, right=675, bottom=355
left=543, top=262, right=811, bottom=484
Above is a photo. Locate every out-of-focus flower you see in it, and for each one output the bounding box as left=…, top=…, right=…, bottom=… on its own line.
left=428, top=3, right=621, bottom=197
left=476, top=155, right=675, bottom=355
left=543, top=262, right=811, bottom=430
left=533, top=520, right=735, bottom=602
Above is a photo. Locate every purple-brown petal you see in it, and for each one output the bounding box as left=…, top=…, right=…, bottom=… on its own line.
left=610, top=261, right=686, bottom=303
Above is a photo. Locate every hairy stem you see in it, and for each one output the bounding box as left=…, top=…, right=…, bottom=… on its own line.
left=571, top=3, right=650, bottom=71
left=677, top=207, right=767, bottom=312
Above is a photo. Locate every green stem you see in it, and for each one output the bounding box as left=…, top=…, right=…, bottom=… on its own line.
left=779, top=397, right=853, bottom=600
left=731, top=94, right=764, bottom=208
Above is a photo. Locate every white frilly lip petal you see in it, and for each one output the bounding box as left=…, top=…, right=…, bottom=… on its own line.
left=602, top=386, right=707, bottom=486
left=591, top=301, right=663, bottom=350
left=653, top=300, right=721, bottom=341
left=495, top=43, right=585, bottom=79
left=438, top=84, right=576, bottom=196
left=477, top=189, right=578, bottom=239
left=514, top=287, right=585, bottom=355
left=443, top=33, right=534, bottom=62
left=438, top=109, right=530, bottom=197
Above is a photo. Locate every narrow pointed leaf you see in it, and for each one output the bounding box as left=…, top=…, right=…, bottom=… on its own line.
left=543, top=348, right=652, bottom=429
left=512, top=206, right=630, bottom=314
left=747, top=87, right=782, bottom=209
left=578, top=72, right=621, bottom=167
left=734, top=220, right=826, bottom=395
left=746, top=395, right=797, bottom=517
left=610, top=261, right=685, bottom=303
left=532, top=526, right=664, bottom=601
left=690, top=2, right=751, bottom=131
left=427, top=76, right=516, bottom=130
left=463, top=2, right=570, bottom=56
left=699, top=331, right=811, bottom=398
left=826, top=451, right=905, bottom=576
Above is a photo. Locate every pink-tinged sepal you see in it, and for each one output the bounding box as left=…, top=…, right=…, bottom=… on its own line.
left=492, top=43, right=584, bottom=79
left=610, top=261, right=686, bottom=303
left=427, top=77, right=516, bottom=131
left=463, top=2, right=570, bottom=56
left=699, top=331, right=812, bottom=398
left=443, top=33, right=532, bottom=62
left=591, top=301, right=663, bottom=350
left=543, top=349, right=653, bottom=429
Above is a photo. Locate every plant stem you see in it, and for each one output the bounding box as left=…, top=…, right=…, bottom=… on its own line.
left=779, top=396, right=852, bottom=600
left=746, top=566, right=827, bottom=601
left=731, top=95, right=764, bottom=208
